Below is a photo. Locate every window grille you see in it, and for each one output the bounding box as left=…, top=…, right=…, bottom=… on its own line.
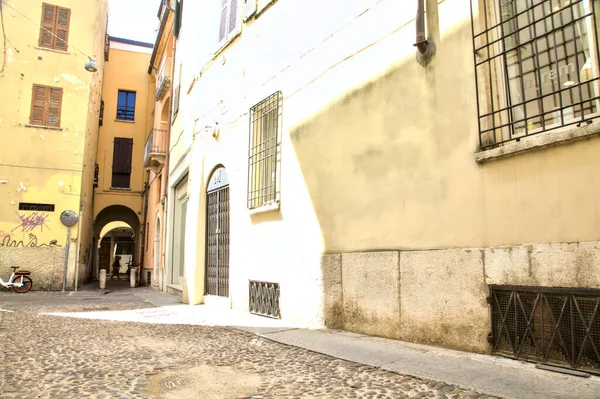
left=247, top=92, right=280, bottom=210
left=489, top=285, right=600, bottom=371
left=471, top=0, right=600, bottom=149
left=249, top=280, right=280, bottom=318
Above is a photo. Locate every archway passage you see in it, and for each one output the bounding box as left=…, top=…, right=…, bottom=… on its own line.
left=205, top=166, right=230, bottom=297
left=98, top=224, right=135, bottom=279
left=93, top=205, right=141, bottom=284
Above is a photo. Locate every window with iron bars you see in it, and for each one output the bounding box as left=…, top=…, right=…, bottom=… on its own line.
left=247, top=92, right=281, bottom=210
left=471, top=0, right=600, bottom=149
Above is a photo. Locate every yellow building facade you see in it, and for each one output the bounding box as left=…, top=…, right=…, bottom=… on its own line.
left=143, top=0, right=175, bottom=289
left=166, top=0, right=600, bottom=369
left=94, top=37, right=154, bottom=279
left=0, top=0, right=107, bottom=289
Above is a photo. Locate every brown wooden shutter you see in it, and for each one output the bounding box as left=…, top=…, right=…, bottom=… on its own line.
left=112, top=138, right=133, bottom=173
left=47, top=87, right=62, bottom=127
left=228, top=0, right=238, bottom=35
left=219, top=0, right=228, bottom=42
left=39, top=4, right=56, bottom=48
left=30, top=85, right=48, bottom=125
left=174, top=0, right=183, bottom=38
left=55, top=8, right=70, bottom=51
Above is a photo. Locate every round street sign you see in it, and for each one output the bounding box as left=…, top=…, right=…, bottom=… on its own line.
left=60, top=210, right=79, bottom=227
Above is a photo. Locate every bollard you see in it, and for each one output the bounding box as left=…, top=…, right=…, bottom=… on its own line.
left=99, top=269, right=106, bottom=289
left=130, top=268, right=136, bottom=288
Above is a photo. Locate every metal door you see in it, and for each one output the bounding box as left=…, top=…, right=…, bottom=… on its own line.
left=205, top=167, right=229, bottom=297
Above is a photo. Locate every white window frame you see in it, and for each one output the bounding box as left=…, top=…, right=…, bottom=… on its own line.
left=217, top=0, right=242, bottom=49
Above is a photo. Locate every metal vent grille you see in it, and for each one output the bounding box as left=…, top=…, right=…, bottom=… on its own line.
left=490, top=285, right=600, bottom=371
left=249, top=280, right=280, bottom=319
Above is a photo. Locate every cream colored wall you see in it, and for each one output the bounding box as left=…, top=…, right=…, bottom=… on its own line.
left=0, top=0, right=107, bottom=289
left=171, top=0, right=600, bottom=337
left=94, top=45, right=154, bottom=221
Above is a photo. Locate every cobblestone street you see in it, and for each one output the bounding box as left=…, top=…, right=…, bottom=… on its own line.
left=0, top=289, right=495, bottom=399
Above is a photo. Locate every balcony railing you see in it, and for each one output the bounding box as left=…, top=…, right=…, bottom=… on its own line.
left=144, top=128, right=168, bottom=173
left=155, top=56, right=172, bottom=101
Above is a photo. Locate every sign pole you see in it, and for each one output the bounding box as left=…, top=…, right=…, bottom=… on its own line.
left=62, top=226, right=71, bottom=292
left=59, top=210, right=79, bottom=292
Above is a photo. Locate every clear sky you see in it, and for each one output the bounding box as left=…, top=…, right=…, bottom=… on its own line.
left=107, top=0, right=161, bottom=44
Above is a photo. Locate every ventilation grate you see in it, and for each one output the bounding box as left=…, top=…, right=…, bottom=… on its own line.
left=249, top=280, right=280, bottom=319
left=490, top=285, right=600, bottom=371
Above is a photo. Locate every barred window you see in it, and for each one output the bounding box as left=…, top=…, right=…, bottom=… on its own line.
left=247, top=92, right=281, bottom=210
left=471, top=0, right=600, bottom=149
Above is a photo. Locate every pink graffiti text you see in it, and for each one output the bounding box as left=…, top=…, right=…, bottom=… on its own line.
left=11, top=212, right=51, bottom=233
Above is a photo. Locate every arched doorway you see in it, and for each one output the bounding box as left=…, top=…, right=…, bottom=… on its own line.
left=93, top=205, right=141, bottom=283
left=98, top=223, right=135, bottom=277
left=205, top=166, right=229, bottom=297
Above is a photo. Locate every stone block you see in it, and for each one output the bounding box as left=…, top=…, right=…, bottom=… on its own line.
left=0, top=247, right=64, bottom=290
left=484, top=241, right=600, bottom=289
left=321, top=254, right=342, bottom=329
left=341, top=251, right=400, bottom=339
left=400, top=249, right=488, bottom=353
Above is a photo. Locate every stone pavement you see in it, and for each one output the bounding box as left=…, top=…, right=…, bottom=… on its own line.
left=0, top=283, right=597, bottom=398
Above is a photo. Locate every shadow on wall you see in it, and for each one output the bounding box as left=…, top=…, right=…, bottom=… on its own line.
left=289, top=21, right=492, bottom=354
left=289, top=20, right=478, bottom=254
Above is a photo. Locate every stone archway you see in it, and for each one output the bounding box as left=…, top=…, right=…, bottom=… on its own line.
left=93, top=205, right=140, bottom=281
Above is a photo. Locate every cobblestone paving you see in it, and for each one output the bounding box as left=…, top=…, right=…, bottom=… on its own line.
left=0, top=294, right=498, bottom=399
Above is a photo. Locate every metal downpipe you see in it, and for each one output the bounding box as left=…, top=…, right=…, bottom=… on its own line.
left=414, top=0, right=436, bottom=65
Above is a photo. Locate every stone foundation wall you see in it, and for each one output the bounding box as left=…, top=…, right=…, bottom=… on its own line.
left=322, top=240, right=600, bottom=354
left=0, top=247, right=65, bottom=291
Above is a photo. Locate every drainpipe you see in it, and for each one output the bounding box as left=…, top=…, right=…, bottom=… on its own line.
left=139, top=170, right=150, bottom=286
left=414, top=0, right=436, bottom=66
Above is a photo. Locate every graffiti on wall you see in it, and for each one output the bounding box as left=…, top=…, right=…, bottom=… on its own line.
left=0, top=233, right=60, bottom=248
left=10, top=212, right=50, bottom=233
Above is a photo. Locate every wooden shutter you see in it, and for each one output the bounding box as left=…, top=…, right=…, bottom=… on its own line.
left=174, top=0, right=183, bottom=38
left=39, top=4, right=56, bottom=48
left=228, top=0, right=238, bottom=35
left=112, top=138, right=133, bottom=173
left=55, top=7, right=70, bottom=51
left=219, top=0, right=228, bottom=42
left=172, top=85, right=180, bottom=121
left=30, top=85, right=48, bottom=125
left=244, top=0, right=257, bottom=20
left=47, top=87, right=62, bottom=127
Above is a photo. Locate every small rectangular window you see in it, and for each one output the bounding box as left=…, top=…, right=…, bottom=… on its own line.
left=247, top=92, right=281, bottom=209
left=116, top=90, right=136, bottom=121
left=39, top=3, right=71, bottom=51
left=99, top=100, right=104, bottom=126
left=29, top=84, right=63, bottom=127
left=174, top=0, right=184, bottom=38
